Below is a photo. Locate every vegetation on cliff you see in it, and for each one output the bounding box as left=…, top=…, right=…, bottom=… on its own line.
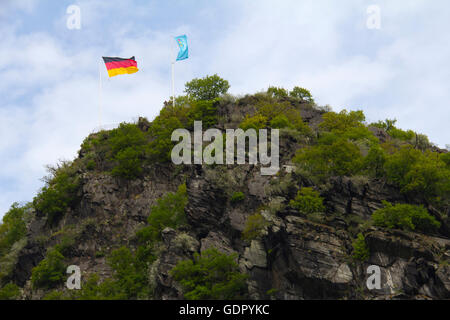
left=0, top=74, right=449, bottom=300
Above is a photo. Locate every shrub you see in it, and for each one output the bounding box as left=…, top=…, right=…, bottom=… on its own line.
left=267, top=86, right=288, bottom=99
left=352, top=233, right=370, bottom=262
left=319, top=110, right=366, bottom=134
left=33, top=161, right=81, bottom=225
left=363, top=145, right=386, bottom=178
left=108, top=123, right=148, bottom=179
left=440, top=152, right=450, bottom=167
left=242, top=213, right=268, bottom=240
left=31, top=247, right=66, bottom=289
left=289, top=187, right=325, bottom=215
left=293, top=134, right=364, bottom=178
left=372, top=201, right=441, bottom=232
left=239, top=114, right=267, bottom=131
left=136, top=184, right=188, bottom=243
left=43, top=290, right=66, bottom=300
left=270, top=114, right=290, bottom=129
left=230, top=191, right=245, bottom=203
left=289, top=86, right=314, bottom=102
left=147, top=116, right=183, bottom=162
left=70, top=274, right=122, bottom=300
left=0, top=203, right=28, bottom=256
left=0, top=283, right=20, bottom=300
left=111, top=147, right=144, bottom=179
left=384, top=146, right=450, bottom=202
left=170, top=248, right=248, bottom=300
left=371, top=119, right=415, bottom=141
left=106, top=246, right=153, bottom=299
left=186, top=99, right=219, bottom=129
left=184, top=74, right=230, bottom=100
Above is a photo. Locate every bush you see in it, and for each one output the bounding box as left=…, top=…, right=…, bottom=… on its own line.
left=185, top=74, right=230, bottom=101
left=106, top=246, right=153, bottom=299
left=289, top=86, right=314, bottom=102
left=363, top=145, right=386, bottom=178
left=320, top=110, right=366, bottom=134
left=352, top=233, right=370, bottom=262
left=31, top=247, right=66, bottom=289
left=440, top=152, right=450, bottom=167
left=270, top=114, right=290, bottom=129
left=108, top=123, right=148, bottom=179
left=293, top=134, right=364, bottom=178
left=170, top=248, right=248, bottom=300
left=230, top=191, right=245, bottom=203
left=371, top=119, right=415, bottom=141
left=0, top=203, right=28, bottom=256
left=33, top=161, right=81, bottom=225
left=242, top=213, right=268, bottom=240
left=372, top=201, right=441, bottom=232
left=0, top=283, right=20, bottom=300
left=384, top=146, right=450, bottom=202
left=186, top=99, right=219, bottom=129
left=70, top=274, right=123, bottom=300
left=147, top=116, right=183, bottom=162
left=289, top=187, right=325, bottom=215
left=136, top=184, right=188, bottom=243
left=110, top=147, right=144, bottom=179
left=267, top=86, right=288, bottom=99
left=239, top=114, right=267, bottom=131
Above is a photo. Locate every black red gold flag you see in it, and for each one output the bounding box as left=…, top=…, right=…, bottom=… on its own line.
left=102, top=56, right=139, bottom=77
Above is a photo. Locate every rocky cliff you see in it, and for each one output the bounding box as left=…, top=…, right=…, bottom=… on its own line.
left=1, top=93, right=449, bottom=300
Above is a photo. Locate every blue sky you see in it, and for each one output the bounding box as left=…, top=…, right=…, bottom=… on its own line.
left=0, top=0, right=449, bottom=217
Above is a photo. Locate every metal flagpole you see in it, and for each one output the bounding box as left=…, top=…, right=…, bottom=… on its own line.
left=172, top=61, right=175, bottom=107
left=99, top=61, right=103, bottom=128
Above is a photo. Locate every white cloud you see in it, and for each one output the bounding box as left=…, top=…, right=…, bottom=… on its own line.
left=0, top=0, right=37, bottom=16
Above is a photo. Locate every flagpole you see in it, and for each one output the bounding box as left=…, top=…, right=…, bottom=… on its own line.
left=172, top=61, right=175, bottom=107
left=99, top=61, right=103, bottom=128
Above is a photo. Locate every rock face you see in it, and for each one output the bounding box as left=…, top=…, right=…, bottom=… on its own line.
left=4, top=99, right=450, bottom=300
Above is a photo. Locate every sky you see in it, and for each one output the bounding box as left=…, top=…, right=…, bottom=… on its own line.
left=0, top=0, right=449, bottom=218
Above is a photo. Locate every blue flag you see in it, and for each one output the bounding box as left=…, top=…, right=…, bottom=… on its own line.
left=175, top=35, right=188, bottom=61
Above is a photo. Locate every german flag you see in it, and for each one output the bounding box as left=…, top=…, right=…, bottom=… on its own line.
left=102, top=56, right=139, bottom=77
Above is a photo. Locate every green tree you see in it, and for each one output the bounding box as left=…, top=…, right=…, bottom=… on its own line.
left=186, top=99, right=219, bottom=129
left=184, top=74, right=230, bottom=100
left=33, top=161, right=81, bottom=225
left=294, top=134, right=364, bottom=178
left=289, top=86, right=314, bottom=102
left=136, top=184, right=188, bottom=243
left=371, top=119, right=415, bottom=141
left=239, top=114, right=268, bottom=131
left=290, top=187, right=325, bottom=215
left=108, top=123, right=148, bottom=179
left=270, top=114, right=291, bottom=129
left=372, top=201, right=440, bottom=233
left=147, top=116, right=183, bottom=162
left=384, top=146, right=450, bottom=203
left=0, top=283, right=20, bottom=300
left=320, top=110, right=366, bottom=134
left=242, top=213, right=268, bottom=240
left=31, top=247, right=66, bottom=289
left=363, top=145, right=387, bottom=178
left=267, top=86, right=288, bottom=99
left=0, top=203, right=28, bottom=256
left=352, top=233, right=370, bottom=262
left=106, top=246, right=152, bottom=299
left=170, top=248, right=248, bottom=300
